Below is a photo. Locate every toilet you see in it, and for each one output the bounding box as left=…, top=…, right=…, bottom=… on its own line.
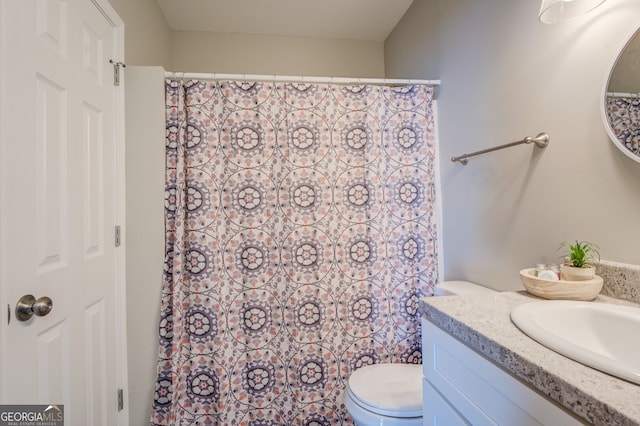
left=433, top=280, right=496, bottom=296
left=344, top=280, right=495, bottom=426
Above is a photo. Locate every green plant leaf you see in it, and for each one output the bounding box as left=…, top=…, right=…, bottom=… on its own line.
left=558, top=240, right=600, bottom=268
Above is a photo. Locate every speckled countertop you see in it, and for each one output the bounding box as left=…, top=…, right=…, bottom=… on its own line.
left=419, top=291, right=640, bottom=426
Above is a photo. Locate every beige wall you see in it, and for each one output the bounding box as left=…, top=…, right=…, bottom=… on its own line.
left=171, top=31, right=385, bottom=76
left=385, top=0, right=640, bottom=291
left=108, top=0, right=172, bottom=69
left=106, top=1, right=385, bottom=77
left=608, top=30, right=640, bottom=93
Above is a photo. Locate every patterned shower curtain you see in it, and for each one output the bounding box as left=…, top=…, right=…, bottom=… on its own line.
left=606, top=96, right=640, bottom=156
left=152, top=79, right=440, bottom=425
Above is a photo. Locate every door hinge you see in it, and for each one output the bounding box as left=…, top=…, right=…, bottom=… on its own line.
left=109, top=59, right=126, bottom=86
left=114, top=226, right=121, bottom=247
left=117, top=388, right=124, bottom=411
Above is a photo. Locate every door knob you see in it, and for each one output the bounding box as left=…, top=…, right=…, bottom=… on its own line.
left=15, top=295, right=53, bottom=321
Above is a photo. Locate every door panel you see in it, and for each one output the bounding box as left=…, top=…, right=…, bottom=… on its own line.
left=37, top=320, right=70, bottom=404
left=35, top=73, right=69, bottom=272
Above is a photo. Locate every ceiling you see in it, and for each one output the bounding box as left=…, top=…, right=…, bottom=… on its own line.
left=155, top=0, right=415, bottom=42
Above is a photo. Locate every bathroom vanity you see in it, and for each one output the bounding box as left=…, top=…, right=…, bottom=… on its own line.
left=419, top=291, right=640, bottom=425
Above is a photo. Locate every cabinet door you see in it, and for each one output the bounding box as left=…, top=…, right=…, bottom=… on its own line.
left=421, top=319, right=585, bottom=426
left=422, top=378, right=469, bottom=426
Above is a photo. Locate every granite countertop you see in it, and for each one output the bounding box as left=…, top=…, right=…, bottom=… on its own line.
left=419, top=291, right=640, bottom=426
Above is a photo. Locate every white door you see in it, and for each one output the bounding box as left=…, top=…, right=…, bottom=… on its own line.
left=0, top=0, right=127, bottom=425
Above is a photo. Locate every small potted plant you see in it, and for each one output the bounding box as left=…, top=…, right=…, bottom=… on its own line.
left=558, top=240, right=600, bottom=281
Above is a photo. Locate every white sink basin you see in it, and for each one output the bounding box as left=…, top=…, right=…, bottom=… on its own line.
left=511, top=300, right=640, bottom=385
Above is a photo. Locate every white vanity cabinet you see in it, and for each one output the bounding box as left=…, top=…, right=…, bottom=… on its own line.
left=421, top=319, right=585, bottom=426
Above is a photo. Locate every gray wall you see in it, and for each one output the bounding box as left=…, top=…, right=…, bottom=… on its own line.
left=385, top=0, right=640, bottom=291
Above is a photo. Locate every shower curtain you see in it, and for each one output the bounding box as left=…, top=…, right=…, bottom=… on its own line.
left=606, top=96, right=640, bottom=156
left=152, top=79, right=440, bottom=425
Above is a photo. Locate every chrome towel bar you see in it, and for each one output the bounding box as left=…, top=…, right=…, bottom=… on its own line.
left=451, top=133, right=549, bottom=165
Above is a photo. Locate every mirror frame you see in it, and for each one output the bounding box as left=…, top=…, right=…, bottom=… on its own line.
left=601, top=25, right=640, bottom=163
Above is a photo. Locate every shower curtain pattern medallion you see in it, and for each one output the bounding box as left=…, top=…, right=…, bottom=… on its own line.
left=152, top=79, right=440, bottom=424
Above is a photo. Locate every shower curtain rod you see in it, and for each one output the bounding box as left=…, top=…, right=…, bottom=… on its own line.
left=164, top=71, right=440, bottom=87
left=606, top=91, right=640, bottom=98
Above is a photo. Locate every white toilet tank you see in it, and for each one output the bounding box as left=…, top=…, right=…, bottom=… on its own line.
left=434, top=280, right=495, bottom=296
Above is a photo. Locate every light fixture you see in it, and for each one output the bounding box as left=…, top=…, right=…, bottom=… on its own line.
left=539, top=0, right=607, bottom=24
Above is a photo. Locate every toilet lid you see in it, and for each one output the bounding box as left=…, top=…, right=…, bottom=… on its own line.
left=347, top=363, right=423, bottom=418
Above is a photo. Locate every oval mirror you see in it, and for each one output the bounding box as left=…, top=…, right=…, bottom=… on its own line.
left=602, top=27, right=640, bottom=162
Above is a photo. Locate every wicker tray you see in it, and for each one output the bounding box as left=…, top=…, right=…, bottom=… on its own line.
left=519, top=268, right=603, bottom=301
